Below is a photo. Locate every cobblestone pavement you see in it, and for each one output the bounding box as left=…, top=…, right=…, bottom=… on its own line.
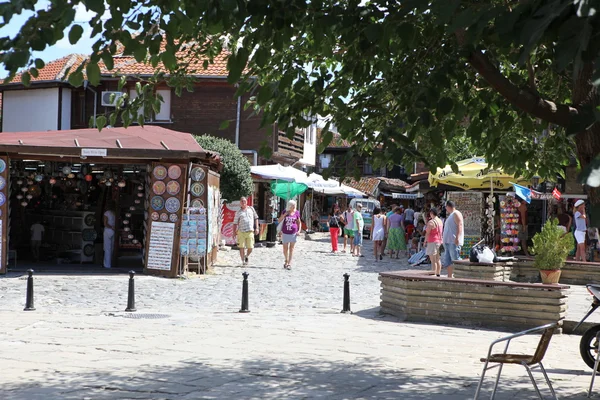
left=0, top=235, right=599, bottom=399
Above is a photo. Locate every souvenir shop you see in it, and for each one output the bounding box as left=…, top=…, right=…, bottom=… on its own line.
left=0, top=126, right=221, bottom=277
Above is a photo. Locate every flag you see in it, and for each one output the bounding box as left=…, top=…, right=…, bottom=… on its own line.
left=552, top=188, right=562, bottom=200
left=512, top=183, right=532, bottom=204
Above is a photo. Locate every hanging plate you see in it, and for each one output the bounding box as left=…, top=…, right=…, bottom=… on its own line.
left=191, top=199, right=204, bottom=208
left=151, top=212, right=159, bottom=221
left=83, top=244, right=95, bottom=257
left=160, top=213, right=169, bottom=222
left=169, top=214, right=178, bottom=222
left=0, top=192, right=7, bottom=206
left=165, top=197, right=180, bottom=213
left=84, top=214, right=96, bottom=226
left=168, top=165, right=182, bottom=180
left=152, top=181, right=166, bottom=195
left=153, top=165, right=168, bottom=180
left=190, top=182, right=204, bottom=197
left=151, top=196, right=165, bottom=211
left=0, top=176, right=6, bottom=191
left=166, top=181, right=180, bottom=196
left=190, top=167, right=205, bottom=182
left=0, top=159, right=6, bottom=174
left=82, top=229, right=98, bottom=242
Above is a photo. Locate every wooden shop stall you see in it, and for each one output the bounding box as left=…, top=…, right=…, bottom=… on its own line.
left=0, top=126, right=221, bottom=277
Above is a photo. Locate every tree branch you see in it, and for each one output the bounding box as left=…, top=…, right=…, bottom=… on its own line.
left=526, top=56, right=538, bottom=95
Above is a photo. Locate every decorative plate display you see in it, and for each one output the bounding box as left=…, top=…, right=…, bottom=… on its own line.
left=169, top=214, right=178, bottom=222
left=62, top=166, right=72, bottom=175
left=168, top=165, right=182, bottom=180
left=166, top=181, right=180, bottom=196
left=151, top=196, right=165, bottom=211
left=123, top=220, right=129, bottom=225
left=165, top=197, right=181, bottom=213
left=124, top=227, right=131, bottom=232
left=0, top=177, right=6, bottom=191
left=84, top=214, right=96, bottom=226
left=1, top=192, right=8, bottom=206
left=152, top=181, right=166, bottom=195
left=153, top=165, right=168, bottom=180
left=160, top=213, right=169, bottom=222
left=191, top=199, right=204, bottom=208
left=0, top=159, right=6, bottom=173
left=83, top=244, right=95, bottom=257
left=151, top=212, right=159, bottom=221
left=190, top=167, right=205, bottom=182
left=34, top=174, right=43, bottom=182
left=190, top=182, right=204, bottom=197
left=82, top=229, right=98, bottom=242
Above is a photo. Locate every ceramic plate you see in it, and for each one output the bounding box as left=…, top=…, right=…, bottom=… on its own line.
left=0, top=159, right=6, bottom=174
left=84, top=214, right=96, bottom=226
left=191, top=199, right=204, bottom=208
left=165, top=197, right=180, bottom=213
left=166, top=180, right=180, bottom=195
left=160, top=213, right=169, bottom=222
left=190, top=182, right=204, bottom=197
left=190, top=167, right=205, bottom=182
left=168, top=165, right=182, bottom=180
left=151, top=196, right=165, bottom=211
left=152, top=181, right=166, bottom=195
left=151, top=212, right=159, bottom=221
left=83, top=244, right=95, bottom=257
left=0, top=176, right=6, bottom=191
left=82, top=229, right=97, bottom=242
left=169, top=214, right=178, bottom=222
left=153, top=165, right=167, bottom=180
left=0, top=192, right=7, bottom=206
left=34, top=174, right=43, bottom=182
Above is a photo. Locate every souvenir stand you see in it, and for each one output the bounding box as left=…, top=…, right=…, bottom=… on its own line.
left=498, top=195, right=522, bottom=254
left=0, top=126, right=220, bottom=276
left=446, top=191, right=483, bottom=257
left=179, top=165, right=209, bottom=275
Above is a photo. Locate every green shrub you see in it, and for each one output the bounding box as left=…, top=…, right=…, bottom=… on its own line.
left=194, top=135, right=253, bottom=202
left=530, top=218, right=574, bottom=270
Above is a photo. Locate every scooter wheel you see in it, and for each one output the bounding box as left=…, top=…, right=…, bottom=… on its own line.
left=580, top=325, right=600, bottom=370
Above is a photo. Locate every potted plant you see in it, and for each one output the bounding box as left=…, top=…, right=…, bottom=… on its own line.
left=530, top=218, right=574, bottom=284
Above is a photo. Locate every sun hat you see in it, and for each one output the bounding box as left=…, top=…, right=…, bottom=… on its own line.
left=575, top=199, right=585, bottom=208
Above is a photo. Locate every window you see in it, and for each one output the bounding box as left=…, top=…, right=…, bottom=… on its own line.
left=363, top=159, right=373, bottom=175
left=320, top=154, right=331, bottom=169
left=128, top=88, right=171, bottom=122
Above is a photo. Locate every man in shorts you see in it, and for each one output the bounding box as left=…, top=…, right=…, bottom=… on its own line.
left=342, top=204, right=355, bottom=253
left=233, top=197, right=259, bottom=266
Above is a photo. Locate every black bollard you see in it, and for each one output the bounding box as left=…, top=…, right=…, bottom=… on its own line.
left=125, top=270, right=136, bottom=312
left=239, top=271, right=250, bottom=313
left=24, top=269, right=35, bottom=311
left=341, top=273, right=352, bottom=314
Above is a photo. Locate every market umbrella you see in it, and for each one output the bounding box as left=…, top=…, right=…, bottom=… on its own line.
left=428, top=157, right=530, bottom=191
left=270, top=180, right=308, bottom=200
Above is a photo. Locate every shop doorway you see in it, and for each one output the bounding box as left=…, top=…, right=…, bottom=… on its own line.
left=8, top=159, right=146, bottom=272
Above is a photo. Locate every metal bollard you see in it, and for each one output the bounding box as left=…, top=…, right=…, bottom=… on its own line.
left=239, top=271, right=250, bottom=313
left=24, top=269, right=36, bottom=311
left=341, top=273, right=352, bottom=314
left=125, top=271, right=137, bottom=312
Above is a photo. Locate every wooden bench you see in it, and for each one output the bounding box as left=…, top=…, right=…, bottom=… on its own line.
left=379, top=270, right=569, bottom=332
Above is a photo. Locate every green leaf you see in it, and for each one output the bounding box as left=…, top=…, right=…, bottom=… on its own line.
left=96, top=115, right=106, bottom=131
left=364, top=24, right=383, bottom=43
left=21, top=71, right=31, bottom=86
left=133, top=46, right=147, bottom=63
left=161, top=51, right=177, bottom=70
left=437, top=97, right=454, bottom=116
left=68, top=25, right=84, bottom=45
left=83, top=0, right=105, bottom=14
left=29, top=68, right=38, bottom=78
left=101, top=51, right=114, bottom=71
left=34, top=58, right=45, bottom=70
left=68, top=69, right=84, bottom=87
left=219, top=120, right=230, bottom=130
left=86, top=62, right=100, bottom=86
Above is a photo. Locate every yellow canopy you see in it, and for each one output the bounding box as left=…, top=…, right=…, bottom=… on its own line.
left=428, top=157, right=530, bottom=191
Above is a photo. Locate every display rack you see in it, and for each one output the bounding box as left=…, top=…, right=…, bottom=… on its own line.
left=499, top=195, right=522, bottom=254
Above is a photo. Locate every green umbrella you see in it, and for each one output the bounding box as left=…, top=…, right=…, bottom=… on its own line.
left=270, top=180, right=308, bottom=200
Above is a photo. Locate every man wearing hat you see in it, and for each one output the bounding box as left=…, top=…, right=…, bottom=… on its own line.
left=574, top=199, right=587, bottom=261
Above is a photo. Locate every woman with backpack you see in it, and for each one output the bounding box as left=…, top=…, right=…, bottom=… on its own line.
left=327, top=203, right=343, bottom=253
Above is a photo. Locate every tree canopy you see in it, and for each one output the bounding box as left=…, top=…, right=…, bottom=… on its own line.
left=2, top=1, right=600, bottom=193
left=194, top=135, right=253, bottom=202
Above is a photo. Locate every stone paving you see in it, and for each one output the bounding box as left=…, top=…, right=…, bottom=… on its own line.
left=0, top=234, right=599, bottom=399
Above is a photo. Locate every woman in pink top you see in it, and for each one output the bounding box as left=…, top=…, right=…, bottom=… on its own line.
left=425, top=207, right=444, bottom=277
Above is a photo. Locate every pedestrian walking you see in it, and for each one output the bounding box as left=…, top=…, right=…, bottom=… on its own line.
left=103, top=201, right=116, bottom=269
left=441, top=200, right=464, bottom=278
left=30, top=220, right=44, bottom=262
left=370, top=207, right=386, bottom=261
left=425, top=208, right=443, bottom=276
left=574, top=199, right=587, bottom=262
left=327, top=204, right=342, bottom=253
left=404, top=205, right=415, bottom=227
left=278, top=200, right=301, bottom=269
left=341, top=205, right=355, bottom=254
left=233, top=196, right=259, bottom=266
left=352, top=203, right=365, bottom=257
left=386, top=207, right=407, bottom=258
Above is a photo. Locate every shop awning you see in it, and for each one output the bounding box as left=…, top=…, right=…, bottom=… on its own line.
left=428, top=157, right=530, bottom=191
left=0, top=126, right=215, bottom=163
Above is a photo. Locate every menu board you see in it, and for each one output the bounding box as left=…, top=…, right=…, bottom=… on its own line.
left=447, top=192, right=483, bottom=236
left=147, top=221, right=175, bottom=271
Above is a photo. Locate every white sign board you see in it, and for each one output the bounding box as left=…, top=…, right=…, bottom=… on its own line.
left=81, top=148, right=107, bottom=157
left=147, top=221, right=175, bottom=271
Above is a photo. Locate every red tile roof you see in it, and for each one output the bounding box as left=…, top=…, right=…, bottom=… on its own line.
left=343, top=177, right=381, bottom=197
left=12, top=54, right=87, bottom=83
left=377, top=177, right=409, bottom=189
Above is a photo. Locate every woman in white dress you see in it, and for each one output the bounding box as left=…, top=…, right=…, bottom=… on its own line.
left=370, top=207, right=387, bottom=262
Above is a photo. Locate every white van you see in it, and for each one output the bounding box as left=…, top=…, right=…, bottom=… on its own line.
left=349, top=198, right=381, bottom=238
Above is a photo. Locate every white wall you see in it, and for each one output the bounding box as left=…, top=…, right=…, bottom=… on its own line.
left=3, top=88, right=59, bottom=132
left=61, top=88, right=71, bottom=130
left=300, top=124, right=317, bottom=166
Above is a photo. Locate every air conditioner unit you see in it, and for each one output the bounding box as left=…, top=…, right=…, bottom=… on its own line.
left=101, top=91, right=124, bottom=107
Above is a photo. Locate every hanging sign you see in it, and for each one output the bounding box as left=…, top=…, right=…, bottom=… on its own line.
left=81, top=148, right=107, bottom=157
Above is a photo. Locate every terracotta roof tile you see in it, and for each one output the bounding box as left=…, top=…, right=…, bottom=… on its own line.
left=377, top=177, right=409, bottom=189
left=343, top=177, right=380, bottom=197
left=12, top=54, right=87, bottom=83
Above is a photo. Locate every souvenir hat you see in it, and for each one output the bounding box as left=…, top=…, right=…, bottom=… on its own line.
left=575, top=199, right=585, bottom=208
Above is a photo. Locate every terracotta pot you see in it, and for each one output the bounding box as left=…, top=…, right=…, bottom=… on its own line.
left=539, top=269, right=561, bottom=284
